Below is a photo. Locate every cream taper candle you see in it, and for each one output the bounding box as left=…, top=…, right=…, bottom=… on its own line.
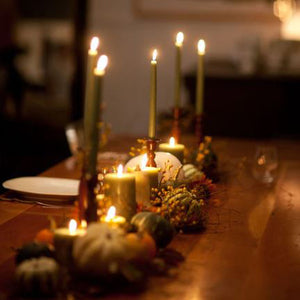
left=196, top=39, right=205, bottom=115
left=148, top=49, right=158, bottom=138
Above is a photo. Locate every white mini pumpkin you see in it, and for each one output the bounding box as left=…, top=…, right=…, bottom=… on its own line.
left=182, top=164, right=203, bottom=180
left=73, top=223, right=131, bottom=277
left=15, top=257, right=59, bottom=296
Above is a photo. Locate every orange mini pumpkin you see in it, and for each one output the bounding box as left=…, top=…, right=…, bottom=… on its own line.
left=35, top=229, right=54, bottom=246
left=126, top=231, right=156, bottom=263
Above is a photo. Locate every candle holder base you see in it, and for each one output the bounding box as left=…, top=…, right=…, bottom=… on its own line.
left=78, top=170, right=98, bottom=224
left=195, top=113, right=204, bottom=146
left=172, top=107, right=182, bottom=143
left=144, top=137, right=160, bottom=167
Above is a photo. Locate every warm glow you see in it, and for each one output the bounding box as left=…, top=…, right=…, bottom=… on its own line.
left=169, top=137, right=176, bottom=147
left=281, top=11, right=300, bottom=39
left=176, top=32, right=184, bottom=46
left=69, top=219, right=77, bottom=235
left=141, top=154, right=148, bottom=170
left=90, top=37, right=99, bottom=52
left=117, top=164, right=123, bottom=177
left=106, top=206, right=116, bottom=220
left=80, top=220, right=87, bottom=228
left=152, top=49, right=158, bottom=62
left=273, top=0, right=296, bottom=22
left=96, top=55, right=108, bottom=72
left=198, top=39, right=206, bottom=55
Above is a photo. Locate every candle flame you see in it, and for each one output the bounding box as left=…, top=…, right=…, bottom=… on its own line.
left=117, top=164, right=123, bottom=177
left=69, top=219, right=77, bottom=234
left=176, top=32, right=184, bottom=46
left=198, top=39, right=206, bottom=55
left=152, top=49, right=158, bottom=61
left=169, top=137, right=175, bottom=146
left=90, top=37, right=99, bottom=52
left=80, top=220, right=87, bottom=228
left=106, top=206, right=116, bottom=220
left=96, top=55, right=108, bottom=72
left=141, top=154, right=147, bottom=170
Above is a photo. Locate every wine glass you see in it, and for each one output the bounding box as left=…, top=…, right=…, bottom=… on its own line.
left=252, top=146, right=278, bottom=184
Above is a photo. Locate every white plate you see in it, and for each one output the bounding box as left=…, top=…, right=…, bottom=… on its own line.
left=2, top=177, right=79, bottom=202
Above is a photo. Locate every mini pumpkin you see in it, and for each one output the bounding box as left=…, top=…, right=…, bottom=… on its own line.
left=131, top=212, right=174, bottom=248
left=15, top=242, right=54, bottom=265
left=126, top=231, right=156, bottom=262
left=15, top=257, right=59, bottom=296
left=182, top=164, right=203, bottom=181
left=73, top=223, right=131, bottom=277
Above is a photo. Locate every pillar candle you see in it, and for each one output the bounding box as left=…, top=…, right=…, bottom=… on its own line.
left=159, top=137, right=185, bottom=163
left=133, top=154, right=159, bottom=206
left=148, top=49, right=157, bottom=138
left=174, top=32, right=184, bottom=108
left=54, top=220, right=85, bottom=266
left=104, top=165, right=136, bottom=221
left=84, top=37, right=99, bottom=158
left=196, top=39, right=205, bottom=115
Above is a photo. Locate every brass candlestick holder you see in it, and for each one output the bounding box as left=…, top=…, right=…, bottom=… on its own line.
left=195, top=113, right=204, bottom=145
left=172, top=107, right=181, bottom=143
left=144, top=137, right=160, bottom=167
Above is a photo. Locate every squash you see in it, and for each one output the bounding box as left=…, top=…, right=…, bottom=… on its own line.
left=160, top=186, right=206, bottom=230
left=73, top=223, right=131, bottom=277
left=131, top=212, right=174, bottom=248
left=15, top=242, right=54, bottom=265
left=15, top=257, right=59, bottom=296
left=35, top=228, right=54, bottom=245
left=182, top=164, right=203, bottom=181
left=126, top=231, right=156, bottom=262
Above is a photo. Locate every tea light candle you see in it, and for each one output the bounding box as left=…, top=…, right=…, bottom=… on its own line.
left=104, top=164, right=136, bottom=221
left=159, top=137, right=185, bottom=163
left=54, top=219, right=85, bottom=266
left=100, top=206, right=126, bottom=228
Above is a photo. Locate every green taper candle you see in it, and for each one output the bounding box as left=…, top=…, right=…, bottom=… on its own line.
left=148, top=49, right=157, bottom=138
left=174, top=32, right=184, bottom=108
left=84, top=37, right=99, bottom=155
left=86, top=55, right=108, bottom=176
left=196, top=39, right=205, bottom=115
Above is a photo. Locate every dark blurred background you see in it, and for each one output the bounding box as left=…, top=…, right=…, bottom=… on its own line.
left=0, top=0, right=86, bottom=190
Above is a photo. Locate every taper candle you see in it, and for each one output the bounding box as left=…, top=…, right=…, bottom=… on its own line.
left=148, top=49, right=158, bottom=138
left=104, top=165, right=136, bottom=221
left=85, top=55, right=108, bottom=176
left=196, top=39, right=205, bottom=115
left=84, top=37, right=99, bottom=155
left=174, top=32, right=184, bottom=108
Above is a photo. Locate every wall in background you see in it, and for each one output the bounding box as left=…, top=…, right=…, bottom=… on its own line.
left=89, top=0, right=280, bottom=136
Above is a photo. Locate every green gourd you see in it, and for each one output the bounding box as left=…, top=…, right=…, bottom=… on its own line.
left=131, top=212, right=174, bottom=248
left=15, top=242, right=54, bottom=265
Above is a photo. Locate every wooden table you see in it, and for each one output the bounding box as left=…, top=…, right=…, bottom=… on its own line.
left=1, top=136, right=300, bottom=299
